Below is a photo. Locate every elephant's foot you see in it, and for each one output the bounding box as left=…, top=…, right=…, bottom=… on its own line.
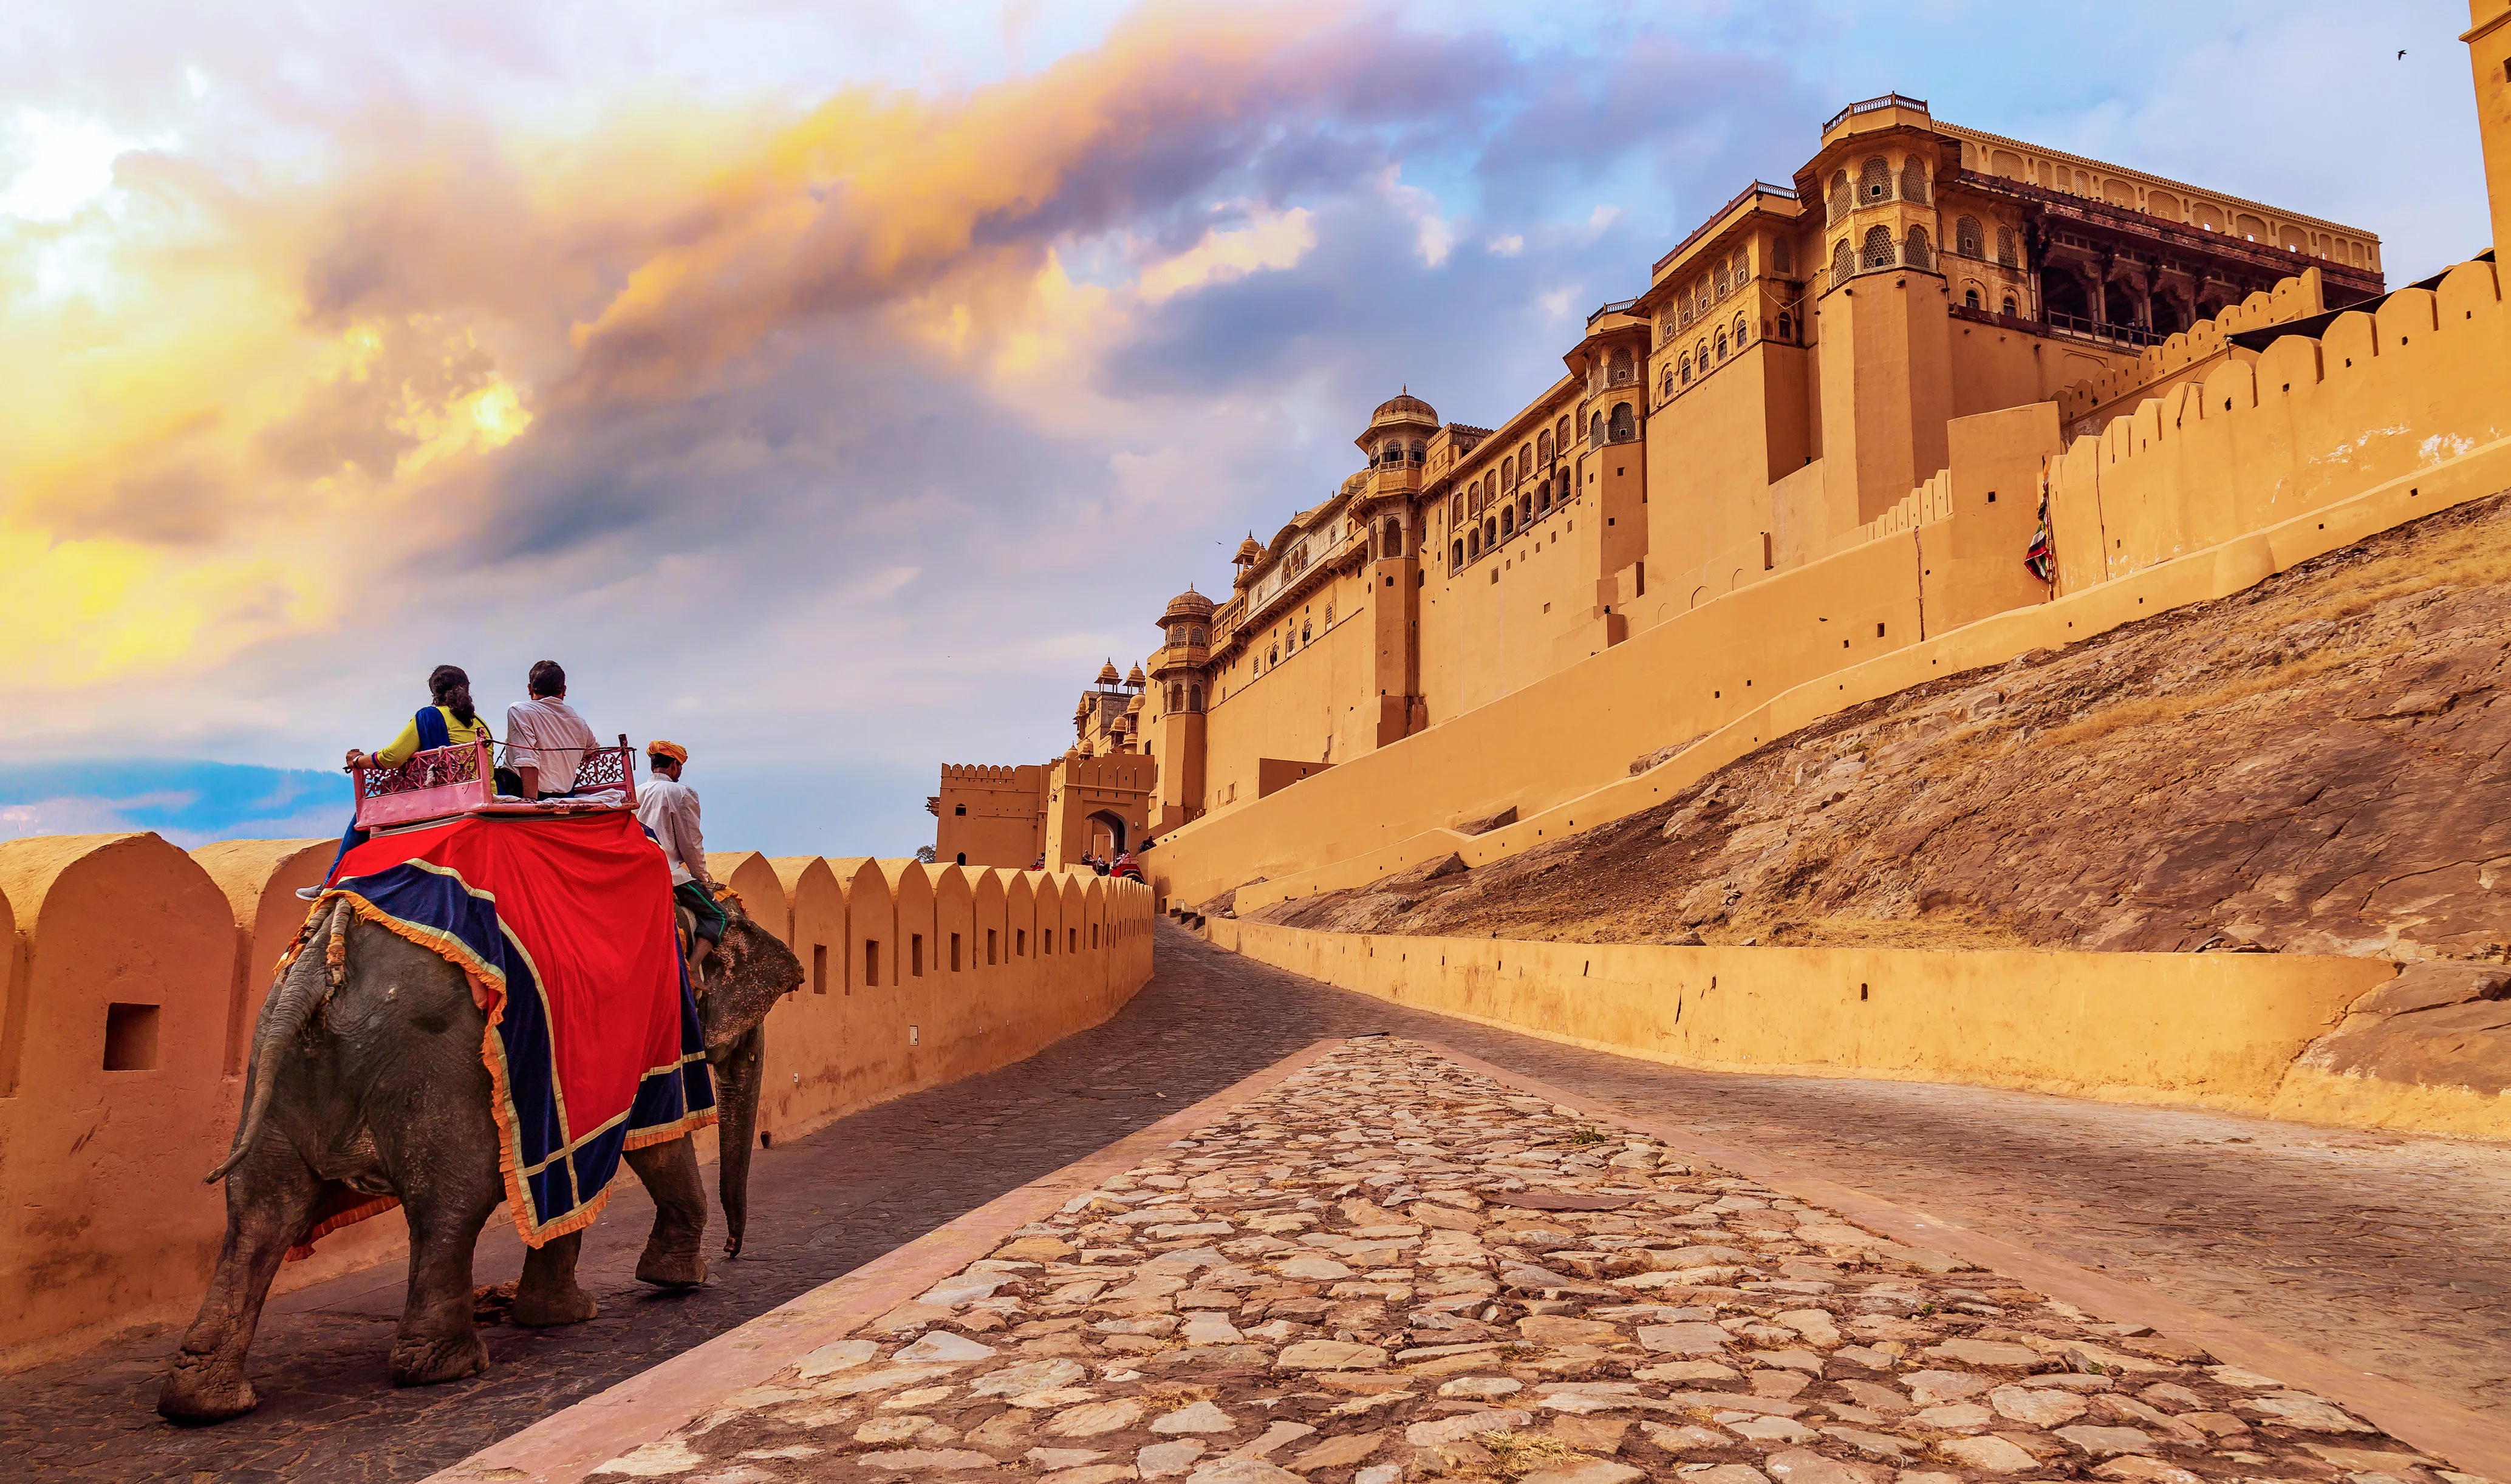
left=157, top=1350, right=257, bottom=1424
left=389, top=1330, right=490, bottom=1388
left=510, top=1280, right=598, bottom=1327
left=635, top=1234, right=707, bottom=1288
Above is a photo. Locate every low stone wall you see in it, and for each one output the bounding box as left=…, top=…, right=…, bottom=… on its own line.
left=0, top=834, right=1154, bottom=1370
left=1199, top=919, right=2508, bottom=1138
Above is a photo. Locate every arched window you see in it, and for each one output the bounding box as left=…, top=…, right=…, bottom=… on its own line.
left=1955, top=215, right=1983, bottom=257
left=1484, top=517, right=1498, bottom=546
left=1715, top=328, right=1728, bottom=361
left=1733, top=247, right=1750, bottom=282
left=1590, top=410, right=1605, bottom=446
left=1996, top=226, right=2018, bottom=268
left=1831, top=237, right=1854, bottom=284
left=1679, top=355, right=1693, bottom=385
left=1538, top=480, right=1552, bottom=512
left=1520, top=441, right=1533, bottom=475
left=1556, top=415, right=1571, bottom=448
left=1828, top=170, right=1852, bottom=223
left=1899, top=157, right=1929, bottom=204
left=1713, top=262, right=1730, bottom=298
left=1268, top=645, right=1277, bottom=665
left=1662, top=364, right=1675, bottom=397
left=2001, top=293, right=2018, bottom=316
left=1500, top=505, right=1514, bottom=536
left=1189, top=685, right=1202, bottom=712
left=1301, top=620, right=1311, bottom=644
left=1410, top=441, right=1425, bottom=463
left=1449, top=494, right=1463, bottom=524
left=1859, top=155, right=1891, bottom=202
left=1734, top=313, right=1749, bottom=346
left=1609, top=402, right=1635, bottom=440
left=1610, top=346, right=1634, bottom=383
left=1903, top=226, right=1932, bottom=270
left=1467, top=528, right=1480, bottom=557
left=1168, top=683, right=1182, bottom=711
left=1453, top=538, right=1466, bottom=566
left=1383, top=519, right=1403, bottom=557
left=1775, top=311, right=1794, bottom=341
left=1862, top=225, right=1895, bottom=269
left=1501, top=455, right=1514, bottom=487
left=1964, top=287, right=1981, bottom=308
left=1537, top=429, right=1553, bottom=463
left=1191, top=628, right=1204, bottom=645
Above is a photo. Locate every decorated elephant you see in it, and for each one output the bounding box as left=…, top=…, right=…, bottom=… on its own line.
left=157, top=890, right=801, bottom=1423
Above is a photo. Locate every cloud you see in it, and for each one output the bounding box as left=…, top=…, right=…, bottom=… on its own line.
left=0, top=0, right=2482, bottom=856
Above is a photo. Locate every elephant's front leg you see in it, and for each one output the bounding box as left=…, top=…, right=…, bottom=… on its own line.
left=389, top=1181, right=500, bottom=1387
left=625, top=1135, right=708, bottom=1288
left=710, top=1022, right=767, bottom=1258
left=511, top=1230, right=597, bottom=1326
left=158, top=1146, right=327, bottom=1423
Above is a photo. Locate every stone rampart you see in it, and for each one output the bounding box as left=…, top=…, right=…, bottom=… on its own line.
left=1202, top=919, right=2490, bottom=1134
left=1145, top=255, right=2511, bottom=912
left=0, top=835, right=1153, bottom=1369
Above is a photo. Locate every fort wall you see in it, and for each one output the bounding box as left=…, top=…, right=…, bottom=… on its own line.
left=1148, top=254, right=2511, bottom=912
left=0, top=835, right=1153, bottom=1369
left=1201, top=919, right=2462, bottom=1132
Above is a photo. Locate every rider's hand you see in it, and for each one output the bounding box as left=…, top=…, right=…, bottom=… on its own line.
left=344, top=748, right=367, bottom=770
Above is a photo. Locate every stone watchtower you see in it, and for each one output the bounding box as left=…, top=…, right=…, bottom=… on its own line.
left=1356, top=392, right=1436, bottom=744
left=1147, top=587, right=1215, bottom=834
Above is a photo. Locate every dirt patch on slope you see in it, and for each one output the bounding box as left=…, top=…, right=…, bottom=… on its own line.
left=1257, top=490, right=2511, bottom=961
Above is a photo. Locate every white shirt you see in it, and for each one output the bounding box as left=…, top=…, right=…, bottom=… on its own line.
left=505, top=696, right=598, bottom=795
left=637, top=777, right=708, bottom=885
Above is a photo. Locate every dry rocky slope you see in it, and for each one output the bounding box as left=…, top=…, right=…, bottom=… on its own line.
left=1257, top=491, right=2511, bottom=967
left=586, top=1039, right=2467, bottom=1484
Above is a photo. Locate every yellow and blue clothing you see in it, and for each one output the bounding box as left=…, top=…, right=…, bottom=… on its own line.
left=375, top=706, right=494, bottom=767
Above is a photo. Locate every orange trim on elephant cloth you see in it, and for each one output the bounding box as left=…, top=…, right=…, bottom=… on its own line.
left=270, top=812, right=714, bottom=1256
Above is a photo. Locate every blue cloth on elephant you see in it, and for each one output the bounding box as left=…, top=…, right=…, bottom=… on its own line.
left=322, top=705, right=458, bottom=885
left=675, top=880, right=727, bottom=945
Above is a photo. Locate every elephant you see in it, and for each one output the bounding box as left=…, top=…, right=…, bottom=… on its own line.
left=157, top=888, right=802, bottom=1424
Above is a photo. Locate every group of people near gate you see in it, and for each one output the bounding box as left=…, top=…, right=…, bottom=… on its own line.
left=313, top=660, right=727, bottom=963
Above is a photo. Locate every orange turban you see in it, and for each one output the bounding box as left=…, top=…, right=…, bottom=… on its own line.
left=646, top=740, right=688, bottom=766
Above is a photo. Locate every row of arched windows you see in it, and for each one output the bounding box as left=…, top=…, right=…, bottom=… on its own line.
left=1663, top=248, right=1753, bottom=342
left=1164, top=624, right=1207, bottom=647
left=1949, top=215, right=2021, bottom=268
left=1831, top=225, right=1934, bottom=281
left=1829, top=155, right=1930, bottom=223
left=1164, top=682, right=1205, bottom=713
left=1668, top=311, right=1755, bottom=392
left=1373, top=440, right=1426, bottom=467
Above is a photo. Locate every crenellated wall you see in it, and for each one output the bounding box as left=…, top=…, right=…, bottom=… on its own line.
left=1147, top=254, right=2511, bottom=913
left=0, top=835, right=1153, bottom=1369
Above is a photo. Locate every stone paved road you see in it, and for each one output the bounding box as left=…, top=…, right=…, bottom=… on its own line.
left=4, top=922, right=2506, bottom=1480
left=581, top=1036, right=2455, bottom=1484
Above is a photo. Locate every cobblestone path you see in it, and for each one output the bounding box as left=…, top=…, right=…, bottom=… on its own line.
left=591, top=1036, right=2470, bottom=1484
left=3, top=922, right=2506, bottom=1480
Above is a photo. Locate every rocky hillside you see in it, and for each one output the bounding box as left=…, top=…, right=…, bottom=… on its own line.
left=1256, top=491, right=2511, bottom=964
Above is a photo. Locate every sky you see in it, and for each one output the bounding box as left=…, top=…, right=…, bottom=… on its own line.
left=0, top=0, right=2489, bottom=854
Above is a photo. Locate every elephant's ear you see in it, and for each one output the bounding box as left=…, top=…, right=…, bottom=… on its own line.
left=698, top=917, right=803, bottom=1050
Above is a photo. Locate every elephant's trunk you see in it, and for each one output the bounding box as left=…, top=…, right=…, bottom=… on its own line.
left=205, top=898, right=347, bottom=1183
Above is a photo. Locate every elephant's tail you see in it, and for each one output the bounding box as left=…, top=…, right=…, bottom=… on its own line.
left=205, top=897, right=347, bottom=1183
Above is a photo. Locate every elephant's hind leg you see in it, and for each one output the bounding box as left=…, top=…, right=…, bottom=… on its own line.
left=626, top=1136, right=709, bottom=1288
left=159, top=1148, right=327, bottom=1423
left=389, top=1181, right=500, bottom=1388
left=512, top=1230, right=597, bottom=1326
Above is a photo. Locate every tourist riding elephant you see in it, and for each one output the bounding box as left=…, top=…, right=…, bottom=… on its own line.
left=157, top=892, right=802, bottom=1423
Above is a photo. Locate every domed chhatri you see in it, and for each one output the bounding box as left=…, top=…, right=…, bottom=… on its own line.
left=1125, top=664, right=1147, bottom=690
left=1232, top=535, right=1264, bottom=565
left=1161, top=585, right=1217, bottom=622
left=1366, top=387, right=1438, bottom=431
left=1095, top=659, right=1122, bottom=689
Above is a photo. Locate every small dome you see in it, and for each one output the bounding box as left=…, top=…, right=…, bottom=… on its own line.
left=1233, top=535, right=1264, bottom=564
left=1340, top=470, right=1372, bottom=496
left=1096, top=659, right=1121, bottom=687
left=1127, top=690, right=1146, bottom=712
left=1162, top=585, right=1216, bottom=622
left=1125, top=664, right=1147, bottom=689
left=1368, top=390, right=1438, bottom=426
left=1109, top=713, right=1132, bottom=734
